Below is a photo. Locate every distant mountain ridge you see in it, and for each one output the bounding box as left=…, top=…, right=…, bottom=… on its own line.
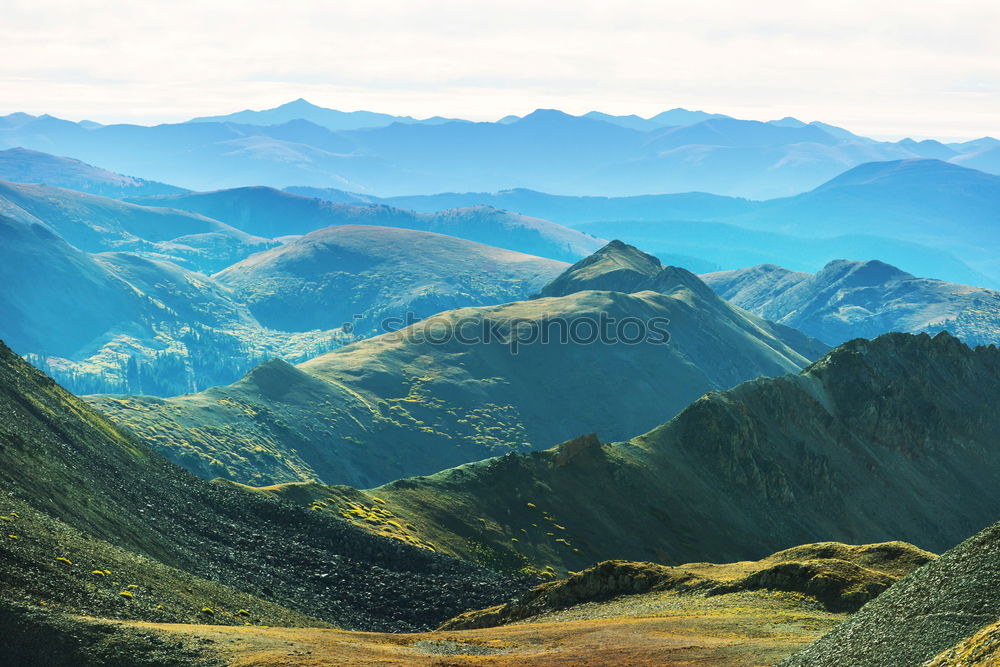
left=702, top=259, right=1000, bottom=346
left=189, top=98, right=464, bottom=130
left=0, top=147, right=186, bottom=198
left=0, top=179, right=273, bottom=273
left=4, top=105, right=998, bottom=198
left=288, top=158, right=1000, bottom=287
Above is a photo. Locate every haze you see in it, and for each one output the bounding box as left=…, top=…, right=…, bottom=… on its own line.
left=2, top=0, right=1000, bottom=139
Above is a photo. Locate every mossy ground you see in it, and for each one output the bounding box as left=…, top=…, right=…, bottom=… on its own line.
left=105, top=586, right=843, bottom=666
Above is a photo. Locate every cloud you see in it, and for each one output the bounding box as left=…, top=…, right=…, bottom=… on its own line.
left=1, top=0, right=999, bottom=138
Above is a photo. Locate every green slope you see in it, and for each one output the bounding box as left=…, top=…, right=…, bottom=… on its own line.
left=0, top=339, right=518, bottom=632
left=262, top=332, right=1000, bottom=577
left=213, top=224, right=565, bottom=333
left=442, top=541, right=935, bottom=629
left=89, top=242, right=826, bottom=487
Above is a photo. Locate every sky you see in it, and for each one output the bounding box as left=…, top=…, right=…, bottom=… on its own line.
left=2, top=0, right=1000, bottom=140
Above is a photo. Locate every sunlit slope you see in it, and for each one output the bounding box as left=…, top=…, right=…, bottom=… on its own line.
left=91, top=250, right=825, bottom=487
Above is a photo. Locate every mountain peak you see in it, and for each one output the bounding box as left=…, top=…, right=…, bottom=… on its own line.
left=536, top=240, right=721, bottom=302
left=537, top=240, right=663, bottom=297
left=280, top=98, right=320, bottom=109
left=816, top=258, right=915, bottom=285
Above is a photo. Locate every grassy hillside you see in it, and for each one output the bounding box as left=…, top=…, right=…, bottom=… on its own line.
left=259, top=332, right=1000, bottom=576
left=442, top=541, right=934, bottom=629
left=702, top=259, right=1000, bottom=346
left=89, top=243, right=826, bottom=488
left=0, top=339, right=519, bottom=632
left=213, top=225, right=565, bottom=333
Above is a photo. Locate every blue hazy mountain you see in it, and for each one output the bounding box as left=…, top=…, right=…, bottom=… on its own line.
left=0, top=147, right=186, bottom=198
left=128, top=186, right=605, bottom=262
left=0, top=210, right=566, bottom=396
left=284, top=185, right=756, bottom=222
left=733, top=159, right=1000, bottom=285
left=5, top=106, right=997, bottom=198
left=0, top=179, right=273, bottom=272
left=702, top=259, right=1000, bottom=346
left=294, top=158, right=1000, bottom=287
left=189, top=98, right=463, bottom=130
left=572, top=218, right=990, bottom=287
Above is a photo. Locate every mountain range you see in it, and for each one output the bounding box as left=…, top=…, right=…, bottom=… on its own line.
left=0, top=179, right=274, bottom=273
left=88, top=241, right=827, bottom=488
left=4, top=103, right=999, bottom=198
left=274, top=331, right=1000, bottom=577
left=5, top=144, right=1000, bottom=288
left=213, top=225, right=564, bottom=333
left=703, top=259, right=1000, bottom=346
left=293, top=158, right=1000, bottom=288
left=189, top=98, right=464, bottom=130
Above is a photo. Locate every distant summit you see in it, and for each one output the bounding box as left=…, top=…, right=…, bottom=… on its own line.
left=189, top=98, right=464, bottom=130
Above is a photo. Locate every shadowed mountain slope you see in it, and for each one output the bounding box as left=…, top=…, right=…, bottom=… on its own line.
left=0, top=339, right=516, bottom=632
left=274, top=332, right=1000, bottom=575
left=128, top=187, right=605, bottom=262
left=703, top=259, right=1000, bottom=346
left=213, top=225, right=565, bottom=333
left=89, top=243, right=825, bottom=488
